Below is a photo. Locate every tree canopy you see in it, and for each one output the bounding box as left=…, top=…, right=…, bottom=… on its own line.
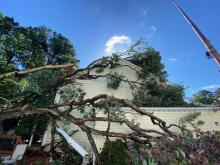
left=0, top=15, right=77, bottom=144
left=133, top=79, right=186, bottom=107
left=128, top=47, right=167, bottom=82
left=192, top=88, right=220, bottom=105
left=0, top=15, right=77, bottom=111
left=124, top=41, right=186, bottom=107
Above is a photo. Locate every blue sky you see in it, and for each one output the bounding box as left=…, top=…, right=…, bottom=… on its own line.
left=0, top=0, right=220, bottom=98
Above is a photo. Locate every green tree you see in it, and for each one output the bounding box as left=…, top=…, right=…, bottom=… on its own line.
left=0, top=24, right=77, bottom=70
left=215, top=88, right=220, bottom=97
left=0, top=15, right=77, bottom=110
left=124, top=41, right=186, bottom=107
left=99, top=139, right=128, bottom=165
left=128, top=47, right=167, bottom=82
left=133, top=79, right=186, bottom=107
left=192, top=90, right=214, bottom=105
left=0, top=16, right=19, bottom=73
left=0, top=15, right=77, bottom=145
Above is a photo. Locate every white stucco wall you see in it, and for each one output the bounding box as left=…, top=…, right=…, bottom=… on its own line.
left=47, top=59, right=220, bottom=154
left=94, top=107, right=220, bottom=152
left=76, top=59, right=141, bottom=100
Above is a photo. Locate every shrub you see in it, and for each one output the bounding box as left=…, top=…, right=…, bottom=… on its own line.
left=99, top=139, right=128, bottom=165
left=133, top=131, right=220, bottom=165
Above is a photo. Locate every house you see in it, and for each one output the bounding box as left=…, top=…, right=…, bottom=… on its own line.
left=0, top=111, right=51, bottom=164
left=44, top=58, right=220, bottom=154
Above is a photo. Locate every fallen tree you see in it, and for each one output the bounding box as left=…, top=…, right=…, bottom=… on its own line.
left=0, top=52, right=182, bottom=164
left=2, top=14, right=218, bottom=165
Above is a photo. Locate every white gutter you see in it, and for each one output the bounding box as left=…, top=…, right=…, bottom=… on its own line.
left=56, top=128, right=89, bottom=157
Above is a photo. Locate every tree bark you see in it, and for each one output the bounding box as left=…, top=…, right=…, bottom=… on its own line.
left=0, top=108, right=58, bottom=121
left=0, top=64, right=74, bottom=80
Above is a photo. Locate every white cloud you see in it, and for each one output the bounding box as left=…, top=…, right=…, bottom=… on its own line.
left=147, top=25, right=157, bottom=39
left=168, top=57, right=178, bottom=62
left=150, top=26, right=157, bottom=33
left=141, top=7, right=150, bottom=16
left=201, top=84, right=220, bottom=90
left=105, top=35, right=131, bottom=54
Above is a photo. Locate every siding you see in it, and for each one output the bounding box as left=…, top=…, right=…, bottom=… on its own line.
left=94, top=107, right=220, bottom=152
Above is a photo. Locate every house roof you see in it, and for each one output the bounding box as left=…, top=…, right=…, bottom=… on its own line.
left=119, top=58, right=142, bottom=71
left=121, top=106, right=220, bottom=113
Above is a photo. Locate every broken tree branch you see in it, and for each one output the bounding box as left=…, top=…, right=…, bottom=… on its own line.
left=0, top=63, right=74, bottom=80
left=0, top=108, right=58, bottom=121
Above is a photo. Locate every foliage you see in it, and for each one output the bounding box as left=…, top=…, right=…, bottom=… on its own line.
left=15, top=114, right=49, bottom=141
left=99, top=139, right=128, bottom=165
left=214, top=88, right=220, bottom=97
left=0, top=15, right=77, bottom=146
left=120, top=41, right=186, bottom=107
left=192, top=89, right=219, bottom=105
left=0, top=15, right=77, bottom=110
left=59, top=84, right=86, bottom=103
left=179, top=112, right=202, bottom=126
left=92, top=54, right=120, bottom=74
left=95, top=100, right=125, bottom=120
left=0, top=78, right=24, bottom=110
left=106, top=72, right=124, bottom=89
left=132, top=113, right=220, bottom=165
left=97, top=113, right=220, bottom=165
left=52, top=141, right=84, bottom=165
left=0, top=17, right=77, bottom=71
left=133, top=131, right=220, bottom=165
left=133, top=79, right=186, bottom=107
left=0, top=12, right=3, bottom=18
left=58, top=84, right=87, bottom=126
left=0, top=70, right=64, bottom=110
left=127, top=45, right=167, bottom=82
